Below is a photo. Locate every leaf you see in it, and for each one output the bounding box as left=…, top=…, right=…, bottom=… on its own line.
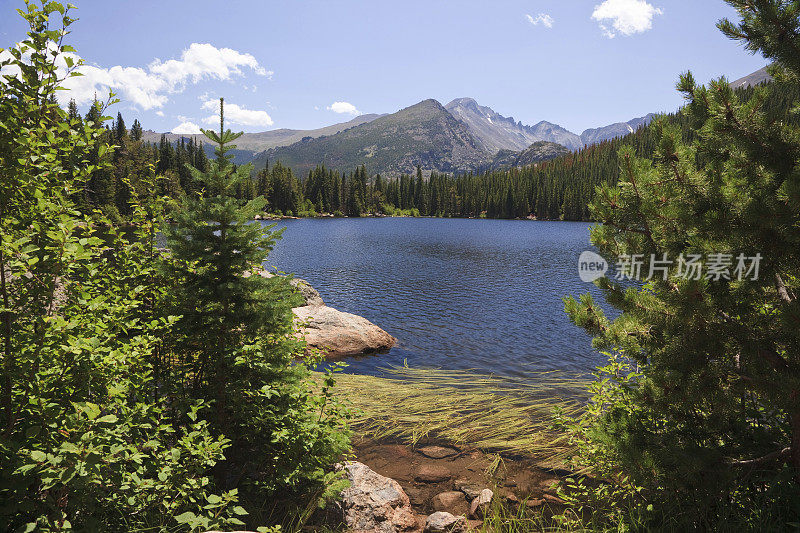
left=29, top=450, right=47, bottom=462
left=60, top=442, right=80, bottom=453
left=96, top=414, right=118, bottom=424
left=82, top=403, right=100, bottom=420
left=174, top=511, right=196, bottom=524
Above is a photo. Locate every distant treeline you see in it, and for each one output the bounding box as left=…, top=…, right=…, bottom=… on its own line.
left=80, top=80, right=798, bottom=222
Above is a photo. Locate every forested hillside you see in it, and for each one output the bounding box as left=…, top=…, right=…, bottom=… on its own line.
left=82, top=78, right=797, bottom=223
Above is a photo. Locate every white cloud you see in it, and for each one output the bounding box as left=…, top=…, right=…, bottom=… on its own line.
left=172, top=121, right=203, bottom=135
left=155, top=110, right=164, bottom=117
left=40, top=43, right=270, bottom=110
left=525, top=13, right=554, bottom=28
left=327, top=101, right=360, bottom=115
left=200, top=99, right=274, bottom=127
left=591, top=0, right=663, bottom=38
left=149, top=43, right=271, bottom=88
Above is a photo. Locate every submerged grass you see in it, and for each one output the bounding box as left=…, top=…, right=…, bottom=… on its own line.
left=322, top=364, right=588, bottom=465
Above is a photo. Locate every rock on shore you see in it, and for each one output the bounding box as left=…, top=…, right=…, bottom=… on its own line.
left=294, top=305, right=397, bottom=358
left=259, top=270, right=396, bottom=358
left=337, top=461, right=418, bottom=533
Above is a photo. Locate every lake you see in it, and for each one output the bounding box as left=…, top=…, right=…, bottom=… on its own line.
left=266, top=218, right=609, bottom=378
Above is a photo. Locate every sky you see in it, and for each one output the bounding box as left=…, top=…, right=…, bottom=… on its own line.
left=0, top=0, right=768, bottom=135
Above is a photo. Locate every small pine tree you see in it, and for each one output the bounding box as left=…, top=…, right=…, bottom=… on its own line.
left=165, top=98, right=349, bottom=501
left=114, top=111, right=127, bottom=143
left=130, top=118, right=143, bottom=141
left=167, top=98, right=295, bottom=395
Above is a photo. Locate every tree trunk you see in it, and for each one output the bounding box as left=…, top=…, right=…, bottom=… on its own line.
left=792, top=390, right=800, bottom=484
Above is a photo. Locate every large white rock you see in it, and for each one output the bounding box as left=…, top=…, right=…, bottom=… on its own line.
left=258, top=269, right=396, bottom=358
left=294, top=305, right=396, bottom=358
left=338, top=461, right=419, bottom=533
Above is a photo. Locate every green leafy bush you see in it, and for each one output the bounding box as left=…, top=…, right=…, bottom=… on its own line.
left=1, top=4, right=350, bottom=531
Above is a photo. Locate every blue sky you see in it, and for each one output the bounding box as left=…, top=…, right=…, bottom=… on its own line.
left=0, top=0, right=767, bottom=135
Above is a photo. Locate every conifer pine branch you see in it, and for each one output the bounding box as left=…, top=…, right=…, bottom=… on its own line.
left=621, top=152, right=658, bottom=252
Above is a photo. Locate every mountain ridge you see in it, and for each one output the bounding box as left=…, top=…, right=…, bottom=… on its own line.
left=140, top=113, right=383, bottom=163
left=252, top=99, right=488, bottom=176
left=141, top=66, right=768, bottom=176
left=444, top=97, right=583, bottom=152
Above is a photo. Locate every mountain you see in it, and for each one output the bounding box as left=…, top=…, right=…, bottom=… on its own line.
left=252, top=99, right=488, bottom=176
left=444, top=95, right=656, bottom=151
left=579, top=114, right=658, bottom=145
left=513, top=141, right=571, bottom=167
left=445, top=97, right=583, bottom=152
left=731, top=66, right=772, bottom=88
left=527, top=121, right=583, bottom=151
left=140, top=113, right=381, bottom=164
left=489, top=141, right=570, bottom=169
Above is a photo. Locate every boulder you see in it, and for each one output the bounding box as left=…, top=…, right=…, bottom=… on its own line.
left=431, top=491, right=468, bottom=517
left=414, top=464, right=452, bottom=483
left=294, top=305, right=396, bottom=358
left=290, top=277, right=325, bottom=307
left=424, top=512, right=466, bottom=533
left=469, top=489, right=493, bottom=519
left=337, top=461, right=418, bottom=533
left=418, top=446, right=458, bottom=459
left=258, top=269, right=396, bottom=358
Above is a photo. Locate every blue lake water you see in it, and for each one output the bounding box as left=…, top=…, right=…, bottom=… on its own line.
left=265, top=218, right=609, bottom=378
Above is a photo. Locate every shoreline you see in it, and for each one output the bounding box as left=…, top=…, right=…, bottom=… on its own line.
left=256, top=213, right=590, bottom=222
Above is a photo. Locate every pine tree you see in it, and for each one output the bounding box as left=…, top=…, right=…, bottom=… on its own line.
left=130, top=118, right=143, bottom=141
left=165, top=99, right=348, bottom=497
left=565, top=0, right=800, bottom=518
left=167, top=98, right=291, bottom=394
left=67, top=98, right=80, bottom=122
left=114, top=111, right=127, bottom=143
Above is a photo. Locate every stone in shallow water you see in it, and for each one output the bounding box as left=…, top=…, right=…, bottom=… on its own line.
left=418, top=445, right=458, bottom=459
left=414, top=464, right=452, bottom=483
left=454, top=479, right=484, bottom=501
left=425, top=511, right=466, bottom=533
left=526, top=498, right=545, bottom=508
left=431, top=491, right=468, bottom=516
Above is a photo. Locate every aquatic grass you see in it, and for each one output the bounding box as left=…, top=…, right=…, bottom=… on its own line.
left=319, top=364, right=588, bottom=464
